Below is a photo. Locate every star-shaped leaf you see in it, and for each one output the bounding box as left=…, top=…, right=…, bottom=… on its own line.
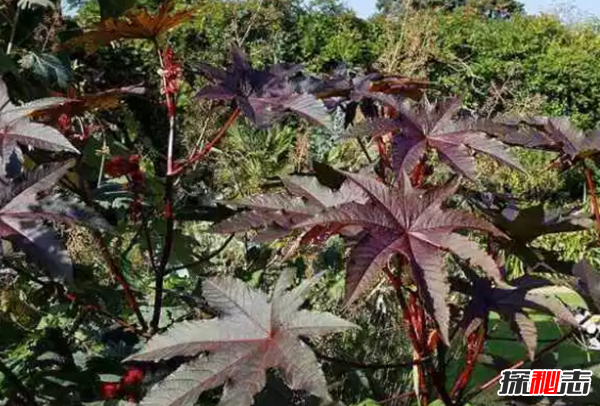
left=466, top=191, right=594, bottom=245
left=213, top=175, right=368, bottom=243
left=292, top=172, right=506, bottom=343
left=574, top=260, right=600, bottom=313
left=196, top=47, right=332, bottom=131
left=31, top=85, right=146, bottom=119
left=0, top=160, right=109, bottom=283
left=127, top=270, right=357, bottom=406
left=64, top=0, right=194, bottom=51
left=297, top=64, right=428, bottom=128
left=460, top=270, right=578, bottom=359
left=353, top=97, right=524, bottom=181
left=465, top=191, right=593, bottom=274
left=479, top=116, right=600, bottom=167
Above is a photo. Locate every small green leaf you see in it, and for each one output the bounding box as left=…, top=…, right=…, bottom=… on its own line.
left=20, top=52, right=72, bottom=88
left=99, top=374, right=122, bottom=383
left=98, top=0, right=137, bottom=20
left=0, top=49, right=17, bottom=75
left=353, top=400, right=381, bottom=406
left=18, top=0, right=55, bottom=9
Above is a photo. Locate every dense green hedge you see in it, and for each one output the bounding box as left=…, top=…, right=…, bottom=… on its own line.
left=424, top=11, right=600, bottom=127
left=162, top=1, right=600, bottom=128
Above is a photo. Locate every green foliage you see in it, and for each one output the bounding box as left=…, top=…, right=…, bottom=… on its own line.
left=402, top=11, right=600, bottom=128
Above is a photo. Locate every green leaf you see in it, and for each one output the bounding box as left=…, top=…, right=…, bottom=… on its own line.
left=0, top=49, right=17, bottom=75
left=99, top=374, right=122, bottom=383
left=20, top=52, right=72, bottom=88
left=18, top=0, right=55, bottom=9
left=353, top=400, right=382, bottom=406
left=98, top=0, right=137, bottom=20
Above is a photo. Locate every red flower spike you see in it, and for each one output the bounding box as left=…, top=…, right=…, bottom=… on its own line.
left=162, top=47, right=182, bottom=96
left=161, top=47, right=182, bottom=118
left=101, top=382, right=121, bottom=399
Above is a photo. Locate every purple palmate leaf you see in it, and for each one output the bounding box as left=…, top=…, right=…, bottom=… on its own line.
left=195, top=47, right=332, bottom=131
left=466, top=191, right=594, bottom=244
left=478, top=116, right=600, bottom=169
left=0, top=160, right=109, bottom=283
left=213, top=175, right=368, bottom=241
left=354, top=96, right=525, bottom=181
left=127, top=270, right=357, bottom=406
left=293, top=171, right=506, bottom=343
left=0, top=79, right=78, bottom=177
left=460, top=270, right=578, bottom=359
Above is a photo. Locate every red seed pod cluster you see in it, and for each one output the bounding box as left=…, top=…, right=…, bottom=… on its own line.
left=100, top=366, right=145, bottom=403
left=121, top=367, right=145, bottom=386
left=100, top=382, right=120, bottom=399
left=104, top=155, right=146, bottom=221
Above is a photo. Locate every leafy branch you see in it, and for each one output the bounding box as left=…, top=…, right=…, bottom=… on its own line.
left=0, top=358, right=38, bottom=406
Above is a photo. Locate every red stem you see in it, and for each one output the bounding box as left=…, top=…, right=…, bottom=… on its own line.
left=585, top=168, right=600, bottom=241
left=383, top=268, right=429, bottom=404
left=172, top=108, right=241, bottom=177
left=464, top=327, right=580, bottom=402
left=62, top=289, right=149, bottom=338
left=93, top=231, right=148, bottom=331
left=450, top=326, right=485, bottom=398
left=377, top=137, right=390, bottom=169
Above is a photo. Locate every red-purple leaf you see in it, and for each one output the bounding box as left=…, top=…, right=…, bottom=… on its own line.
left=461, top=271, right=577, bottom=360
left=467, top=193, right=593, bottom=244
left=0, top=79, right=78, bottom=175
left=294, top=171, right=504, bottom=342
left=442, top=234, right=503, bottom=281
left=0, top=160, right=108, bottom=283
left=345, top=229, right=408, bottom=305
left=344, top=118, right=403, bottom=140
left=127, top=270, right=356, bottom=406
left=409, top=238, right=451, bottom=343
left=195, top=48, right=331, bottom=131
left=389, top=97, right=524, bottom=180
left=480, top=116, right=600, bottom=164
left=213, top=176, right=368, bottom=242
